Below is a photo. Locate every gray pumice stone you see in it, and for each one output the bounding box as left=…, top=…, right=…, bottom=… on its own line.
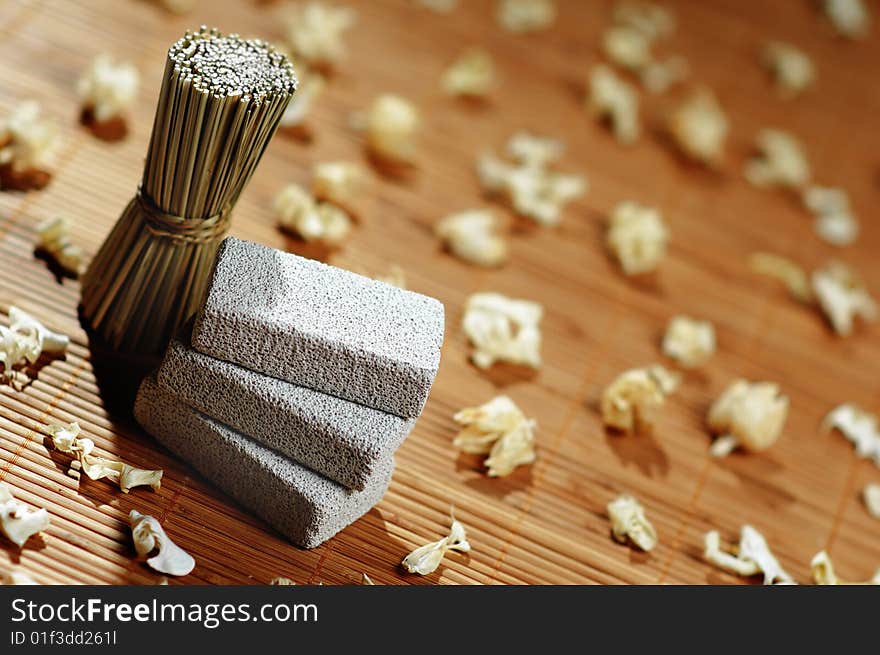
left=134, top=375, right=393, bottom=549
left=156, top=334, right=414, bottom=491
left=191, top=237, right=445, bottom=418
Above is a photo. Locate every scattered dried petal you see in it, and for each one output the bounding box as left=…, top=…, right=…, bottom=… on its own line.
left=803, top=186, right=859, bottom=247
left=129, top=510, right=195, bottom=576
left=811, top=550, right=880, bottom=585
left=603, top=25, right=652, bottom=72
left=279, top=72, right=325, bottom=128
left=744, top=129, right=810, bottom=190
left=269, top=577, right=296, bottom=585
left=362, top=572, right=375, bottom=584
left=402, top=511, right=471, bottom=575
left=600, top=364, right=680, bottom=433
left=0, top=306, right=69, bottom=375
left=373, top=265, right=407, bottom=288
left=823, top=404, right=880, bottom=467
left=662, top=315, right=715, bottom=368
left=639, top=55, right=688, bottom=94
left=36, top=216, right=84, bottom=278
left=435, top=209, right=508, bottom=268
left=0, top=101, right=58, bottom=175
left=497, top=0, right=556, bottom=33
left=286, top=2, right=356, bottom=68
left=612, top=1, right=676, bottom=40
left=312, top=161, right=366, bottom=210
left=822, top=0, right=870, bottom=38
left=606, top=200, right=668, bottom=275
left=77, top=55, right=139, bottom=124
left=667, top=89, right=728, bottom=165
left=704, top=525, right=794, bottom=585
left=862, top=483, right=880, bottom=519
left=811, top=261, right=876, bottom=335
left=708, top=380, right=788, bottom=457
left=357, top=94, right=421, bottom=164
left=587, top=64, right=640, bottom=144
left=763, top=41, right=815, bottom=98
left=275, top=183, right=352, bottom=245
left=453, top=395, right=537, bottom=477
left=1, top=570, right=39, bottom=585
left=749, top=252, right=812, bottom=303
left=442, top=48, right=495, bottom=97
left=477, top=132, right=586, bottom=226
left=0, top=482, right=50, bottom=548
left=46, top=421, right=162, bottom=493
left=607, top=494, right=657, bottom=551
left=462, top=292, right=542, bottom=369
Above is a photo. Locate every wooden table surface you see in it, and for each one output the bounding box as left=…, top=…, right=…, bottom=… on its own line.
left=1, top=0, right=879, bottom=585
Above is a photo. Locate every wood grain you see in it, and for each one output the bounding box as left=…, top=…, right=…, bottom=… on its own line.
left=1, top=0, right=879, bottom=585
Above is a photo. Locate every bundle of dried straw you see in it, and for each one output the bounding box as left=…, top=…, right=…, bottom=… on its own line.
left=81, top=26, right=296, bottom=355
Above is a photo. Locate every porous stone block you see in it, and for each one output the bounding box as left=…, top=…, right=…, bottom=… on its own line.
left=157, top=334, right=413, bottom=490
left=134, top=376, right=392, bottom=549
left=192, top=237, right=445, bottom=418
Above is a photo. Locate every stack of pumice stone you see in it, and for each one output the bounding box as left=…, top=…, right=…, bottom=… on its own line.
left=134, top=237, right=444, bottom=548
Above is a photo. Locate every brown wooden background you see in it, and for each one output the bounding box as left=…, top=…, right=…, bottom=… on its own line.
left=1, top=0, right=879, bottom=585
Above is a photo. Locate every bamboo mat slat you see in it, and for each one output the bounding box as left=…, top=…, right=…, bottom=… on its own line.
left=1, top=0, right=879, bottom=585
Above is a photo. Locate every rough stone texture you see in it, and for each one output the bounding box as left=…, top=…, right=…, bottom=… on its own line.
left=157, top=334, right=414, bottom=491
left=191, top=237, right=445, bottom=418
left=134, top=376, right=393, bottom=549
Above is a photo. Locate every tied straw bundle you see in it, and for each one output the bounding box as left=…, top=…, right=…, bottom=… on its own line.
left=81, top=27, right=297, bottom=355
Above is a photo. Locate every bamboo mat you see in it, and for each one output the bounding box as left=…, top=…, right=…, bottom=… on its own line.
left=1, top=0, right=879, bottom=585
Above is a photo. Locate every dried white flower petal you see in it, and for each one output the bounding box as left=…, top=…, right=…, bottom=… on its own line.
left=269, top=577, right=295, bottom=585
left=811, top=261, right=876, bottom=336
left=358, top=94, right=420, bottom=165
left=1, top=570, right=39, bottom=585
left=462, top=292, right=542, bottom=370
left=704, top=525, right=793, bottom=585
left=442, top=48, right=495, bottom=97
left=453, top=395, right=537, bottom=477
left=607, top=494, right=657, bottom=551
left=811, top=550, right=880, bottom=585
left=0, top=482, right=50, bottom=548
left=612, top=1, right=676, bottom=40
left=640, top=56, right=688, bottom=94
left=603, top=26, right=652, bottom=72
left=129, top=510, right=195, bottom=576
left=607, top=200, right=668, bottom=275
left=763, top=41, right=815, bottom=98
left=708, top=380, right=788, bottom=457
left=0, top=101, right=58, bottom=173
left=402, top=511, right=471, bottom=575
left=312, top=161, right=366, bottom=210
left=46, top=422, right=162, bottom=493
left=435, top=209, right=508, bottom=268
left=287, top=2, right=356, bottom=68
left=749, top=252, right=812, bottom=303
left=497, top=0, right=556, bottom=33
left=36, top=216, right=84, bottom=277
left=863, top=483, right=880, bottom=519
left=803, top=186, right=859, bottom=247
left=0, top=306, right=69, bottom=374
left=478, top=132, right=585, bottom=226
left=77, top=55, right=139, bottom=124
left=361, top=572, right=375, bottom=584
left=823, top=0, right=870, bottom=38
left=373, top=265, right=406, bottom=289
left=587, top=65, right=640, bottom=145
left=662, top=315, right=715, bottom=368
left=667, top=90, right=728, bottom=165
left=275, top=183, right=352, bottom=245
left=601, top=365, right=680, bottom=433
left=823, top=404, right=880, bottom=467
left=279, top=73, right=325, bottom=128
left=745, top=129, right=810, bottom=190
